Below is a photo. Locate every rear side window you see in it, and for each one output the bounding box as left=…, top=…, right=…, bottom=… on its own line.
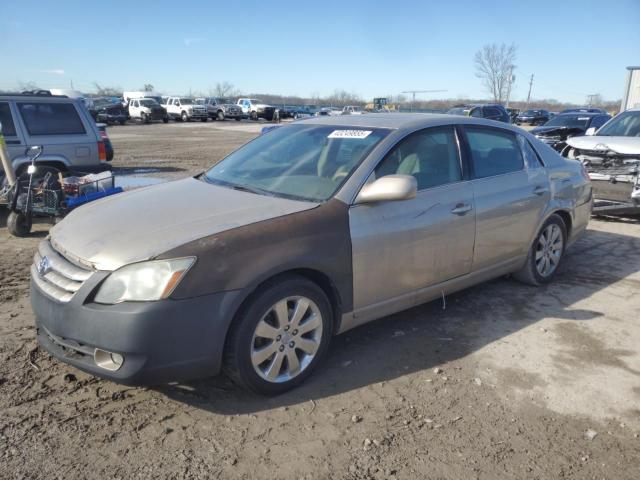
left=17, top=102, right=86, bottom=136
left=0, top=102, right=17, bottom=137
left=375, top=126, right=462, bottom=190
left=465, top=127, right=523, bottom=178
left=518, top=135, right=544, bottom=169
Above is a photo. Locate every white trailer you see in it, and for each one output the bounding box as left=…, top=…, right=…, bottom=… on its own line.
left=621, top=66, right=640, bottom=111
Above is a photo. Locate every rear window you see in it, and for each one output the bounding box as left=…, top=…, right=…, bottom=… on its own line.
left=17, top=102, right=86, bottom=136
left=0, top=102, right=17, bottom=137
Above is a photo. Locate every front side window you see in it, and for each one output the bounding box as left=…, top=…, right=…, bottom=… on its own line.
left=374, top=126, right=462, bottom=190
left=465, top=127, right=523, bottom=178
left=591, top=115, right=611, bottom=130
left=17, top=102, right=86, bottom=136
left=470, top=108, right=483, bottom=118
left=0, top=102, right=17, bottom=137
left=204, top=125, right=389, bottom=202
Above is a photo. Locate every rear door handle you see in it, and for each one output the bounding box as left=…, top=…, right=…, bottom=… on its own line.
left=451, top=203, right=473, bottom=215
left=533, top=185, right=548, bottom=196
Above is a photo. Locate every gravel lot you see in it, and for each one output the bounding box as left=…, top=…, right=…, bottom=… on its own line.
left=1, top=120, right=639, bottom=479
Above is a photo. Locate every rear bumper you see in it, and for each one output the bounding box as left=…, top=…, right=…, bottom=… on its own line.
left=31, top=274, right=243, bottom=386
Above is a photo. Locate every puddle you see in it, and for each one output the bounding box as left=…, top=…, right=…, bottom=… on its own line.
left=115, top=176, right=167, bottom=190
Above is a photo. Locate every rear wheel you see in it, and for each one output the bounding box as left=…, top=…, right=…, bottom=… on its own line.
left=7, top=211, right=32, bottom=237
left=235, top=117, right=241, bottom=121
left=201, top=117, right=208, bottom=122
left=162, top=116, right=169, bottom=124
left=224, top=275, right=333, bottom=395
left=514, top=214, right=567, bottom=286
left=250, top=111, right=258, bottom=121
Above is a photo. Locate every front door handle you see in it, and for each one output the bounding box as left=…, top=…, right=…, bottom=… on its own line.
left=451, top=203, right=473, bottom=215
left=533, top=185, right=549, bottom=196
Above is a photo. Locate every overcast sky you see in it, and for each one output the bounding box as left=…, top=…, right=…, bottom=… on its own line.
left=1, top=0, right=638, bottom=103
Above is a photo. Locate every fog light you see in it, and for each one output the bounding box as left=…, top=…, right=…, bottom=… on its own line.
left=94, top=348, right=124, bottom=371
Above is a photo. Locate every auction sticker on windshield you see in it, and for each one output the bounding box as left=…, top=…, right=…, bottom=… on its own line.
left=328, top=130, right=372, bottom=139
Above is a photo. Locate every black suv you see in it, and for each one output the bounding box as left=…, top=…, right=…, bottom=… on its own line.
left=446, top=104, right=511, bottom=123
left=515, top=109, right=550, bottom=126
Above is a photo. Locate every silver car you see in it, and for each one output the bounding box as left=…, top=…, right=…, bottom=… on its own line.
left=30, top=114, right=592, bottom=394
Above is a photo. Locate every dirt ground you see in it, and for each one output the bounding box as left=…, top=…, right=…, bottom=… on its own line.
left=1, top=121, right=639, bottom=479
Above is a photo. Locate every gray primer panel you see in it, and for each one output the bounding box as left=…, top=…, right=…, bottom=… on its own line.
left=161, top=198, right=354, bottom=319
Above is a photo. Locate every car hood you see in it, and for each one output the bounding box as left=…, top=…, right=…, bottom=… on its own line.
left=531, top=125, right=585, bottom=138
left=565, top=135, right=640, bottom=154
left=50, top=177, right=318, bottom=271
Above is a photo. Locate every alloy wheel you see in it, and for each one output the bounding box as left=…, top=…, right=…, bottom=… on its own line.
left=535, top=224, right=563, bottom=277
left=250, top=296, right=323, bottom=383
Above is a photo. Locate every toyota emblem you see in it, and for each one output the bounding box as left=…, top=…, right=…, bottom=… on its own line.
left=37, top=256, right=52, bottom=277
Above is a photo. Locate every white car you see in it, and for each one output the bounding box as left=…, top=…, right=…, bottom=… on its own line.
left=237, top=98, right=277, bottom=121
left=342, top=106, right=364, bottom=115
left=564, top=109, right=640, bottom=215
left=163, top=97, right=208, bottom=122
left=128, top=98, right=168, bottom=124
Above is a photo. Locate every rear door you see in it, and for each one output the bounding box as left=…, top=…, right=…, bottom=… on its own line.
left=14, top=100, right=98, bottom=169
left=350, top=125, right=476, bottom=315
left=462, top=126, right=550, bottom=271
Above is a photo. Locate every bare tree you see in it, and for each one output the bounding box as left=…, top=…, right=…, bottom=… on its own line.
left=93, top=82, right=122, bottom=96
left=212, top=81, right=236, bottom=98
left=17, top=81, right=41, bottom=91
left=474, top=43, right=517, bottom=103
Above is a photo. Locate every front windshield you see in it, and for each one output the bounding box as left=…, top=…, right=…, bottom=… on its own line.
left=180, top=98, right=193, bottom=105
left=543, top=114, right=590, bottom=128
left=596, top=111, right=640, bottom=137
left=139, top=99, right=158, bottom=107
left=219, top=98, right=232, bottom=104
left=203, top=125, right=389, bottom=202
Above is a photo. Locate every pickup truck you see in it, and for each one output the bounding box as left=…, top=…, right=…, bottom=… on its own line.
left=163, top=97, right=208, bottom=122
left=237, top=98, right=276, bottom=121
left=196, top=97, right=244, bottom=121
left=128, top=98, right=169, bottom=123
left=342, top=105, right=364, bottom=115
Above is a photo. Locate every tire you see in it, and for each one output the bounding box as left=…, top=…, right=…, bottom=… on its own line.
left=181, top=111, right=188, bottom=122
left=217, top=111, right=225, bottom=121
left=201, top=117, right=208, bottom=122
left=119, top=119, right=126, bottom=126
left=224, top=275, right=334, bottom=395
left=250, top=111, right=258, bottom=121
left=514, top=214, right=567, bottom=286
left=235, top=117, right=241, bottom=121
left=7, top=211, right=32, bottom=237
left=162, top=117, right=169, bottom=124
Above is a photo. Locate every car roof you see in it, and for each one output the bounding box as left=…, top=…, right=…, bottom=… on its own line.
left=0, top=93, right=78, bottom=102
left=299, top=112, right=518, bottom=131
left=556, top=111, right=604, bottom=117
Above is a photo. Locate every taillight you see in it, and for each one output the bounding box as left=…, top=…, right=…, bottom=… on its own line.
left=98, top=141, right=107, bottom=161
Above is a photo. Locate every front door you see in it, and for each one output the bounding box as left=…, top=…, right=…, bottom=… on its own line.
left=349, top=126, right=476, bottom=320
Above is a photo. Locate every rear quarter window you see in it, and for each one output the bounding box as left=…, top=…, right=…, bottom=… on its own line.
left=0, top=102, right=17, bottom=136
left=17, top=102, right=86, bottom=136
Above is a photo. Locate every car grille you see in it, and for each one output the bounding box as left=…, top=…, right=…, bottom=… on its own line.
left=31, top=239, right=94, bottom=303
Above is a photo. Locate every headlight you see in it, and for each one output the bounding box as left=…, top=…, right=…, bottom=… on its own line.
left=94, top=257, right=195, bottom=304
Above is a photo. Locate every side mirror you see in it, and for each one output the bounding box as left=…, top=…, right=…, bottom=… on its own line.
left=355, top=175, right=417, bottom=204
left=585, top=127, right=596, bottom=136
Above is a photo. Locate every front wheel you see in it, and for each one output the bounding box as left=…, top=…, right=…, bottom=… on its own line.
left=235, top=117, right=241, bottom=121
left=224, top=275, right=333, bottom=395
left=140, top=112, right=147, bottom=124
left=181, top=111, right=188, bottom=122
left=162, top=117, right=169, bottom=124
left=217, top=111, right=225, bottom=121
left=201, top=117, right=208, bottom=122
left=514, top=214, right=567, bottom=286
left=7, top=211, right=33, bottom=237
left=250, top=111, right=258, bottom=121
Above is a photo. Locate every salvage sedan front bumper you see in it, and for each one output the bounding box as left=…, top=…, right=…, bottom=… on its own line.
left=30, top=240, right=241, bottom=385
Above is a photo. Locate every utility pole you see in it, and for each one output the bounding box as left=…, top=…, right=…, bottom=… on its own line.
left=505, top=65, right=515, bottom=108
left=525, top=74, right=534, bottom=108
left=400, top=89, right=447, bottom=112
left=586, top=94, right=597, bottom=107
